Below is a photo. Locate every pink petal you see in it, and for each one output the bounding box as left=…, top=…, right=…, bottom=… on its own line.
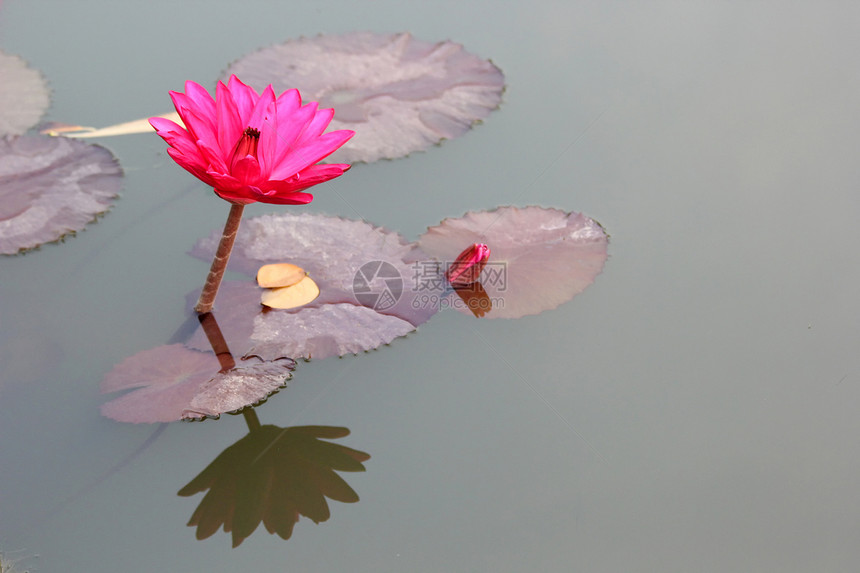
left=257, top=94, right=277, bottom=176
left=207, top=170, right=244, bottom=194
left=212, top=189, right=258, bottom=205
left=169, top=91, right=214, bottom=143
left=183, top=80, right=216, bottom=119
left=294, top=107, right=336, bottom=145
left=251, top=190, right=314, bottom=205
left=149, top=117, right=205, bottom=164
left=267, top=164, right=350, bottom=194
left=231, top=155, right=263, bottom=185
left=268, top=101, right=318, bottom=160
left=248, top=84, right=275, bottom=129
left=167, top=147, right=213, bottom=184
left=270, top=130, right=354, bottom=180
left=194, top=136, right=228, bottom=174
left=215, top=80, right=243, bottom=157
left=226, top=75, right=261, bottom=121
left=148, top=115, right=184, bottom=135
left=274, top=88, right=302, bottom=114
left=175, top=105, right=218, bottom=155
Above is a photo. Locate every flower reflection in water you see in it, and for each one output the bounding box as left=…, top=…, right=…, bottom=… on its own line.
left=180, top=409, right=369, bottom=547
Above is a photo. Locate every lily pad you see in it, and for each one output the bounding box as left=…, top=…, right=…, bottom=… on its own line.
left=100, top=344, right=295, bottom=423
left=0, top=51, right=50, bottom=136
left=248, top=303, right=416, bottom=360
left=184, top=281, right=263, bottom=356
left=418, top=206, right=609, bottom=318
left=186, top=211, right=436, bottom=359
left=190, top=212, right=437, bottom=326
left=0, top=135, right=122, bottom=255
left=184, top=282, right=417, bottom=361
left=225, top=32, right=505, bottom=163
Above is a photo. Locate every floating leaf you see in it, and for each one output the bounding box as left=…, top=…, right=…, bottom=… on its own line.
left=257, top=262, right=306, bottom=288
left=0, top=51, right=50, bottom=136
left=185, top=283, right=416, bottom=360
left=184, top=281, right=263, bottom=356
left=249, top=303, right=416, bottom=360
left=0, top=135, right=122, bottom=255
left=261, top=275, right=320, bottom=309
left=418, top=206, right=609, bottom=318
left=225, top=32, right=505, bottom=163
left=190, top=212, right=437, bottom=327
left=100, top=344, right=295, bottom=423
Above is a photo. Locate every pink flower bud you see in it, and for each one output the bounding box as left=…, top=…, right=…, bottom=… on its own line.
left=445, top=243, right=490, bottom=286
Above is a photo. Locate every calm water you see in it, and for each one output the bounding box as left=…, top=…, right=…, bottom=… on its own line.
left=3, top=2, right=860, bottom=571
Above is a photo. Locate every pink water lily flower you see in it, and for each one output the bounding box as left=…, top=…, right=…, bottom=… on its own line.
left=150, top=75, right=354, bottom=205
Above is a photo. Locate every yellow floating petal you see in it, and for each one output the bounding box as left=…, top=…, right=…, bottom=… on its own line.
left=261, top=276, right=320, bottom=310
left=43, top=112, right=182, bottom=138
left=256, top=263, right=306, bottom=288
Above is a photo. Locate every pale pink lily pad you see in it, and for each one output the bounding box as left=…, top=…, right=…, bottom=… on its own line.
left=190, top=212, right=437, bottom=327
left=182, top=292, right=416, bottom=360
left=248, top=303, right=416, bottom=360
left=187, top=212, right=438, bottom=359
left=0, top=51, right=50, bottom=136
left=225, top=32, right=505, bottom=163
left=0, top=135, right=122, bottom=255
left=418, top=206, right=609, bottom=319
left=184, top=282, right=262, bottom=356
left=184, top=281, right=419, bottom=361
left=100, top=344, right=295, bottom=423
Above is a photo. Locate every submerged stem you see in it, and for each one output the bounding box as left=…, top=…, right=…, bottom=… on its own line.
left=243, top=408, right=262, bottom=432
left=195, top=202, right=245, bottom=313
left=197, top=312, right=235, bottom=372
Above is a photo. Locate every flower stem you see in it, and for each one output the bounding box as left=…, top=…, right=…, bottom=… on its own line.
left=197, top=312, right=235, bottom=372
left=195, top=203, right=244, bottom=313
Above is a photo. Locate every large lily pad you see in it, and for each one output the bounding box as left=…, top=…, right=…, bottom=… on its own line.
left=0, top=50, right=50, bottom=137
left=225, top=32, right=505, bottom=163
left=187, top=212, right=437, bottom=359
left=190, top=212, right=437, bottom=327
left=248, top=303, right=416, bottom=361
left=418, top=206, right=609, bottom=318
left=0, top=135, right=122, bottom=255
